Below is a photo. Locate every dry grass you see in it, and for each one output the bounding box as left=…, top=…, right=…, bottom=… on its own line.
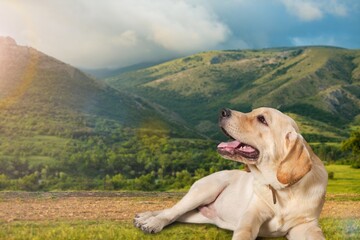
left=0, top=192, right=359, bottom=222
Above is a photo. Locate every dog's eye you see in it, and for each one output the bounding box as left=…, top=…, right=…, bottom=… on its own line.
left=257, top=115, right=268, bottom=126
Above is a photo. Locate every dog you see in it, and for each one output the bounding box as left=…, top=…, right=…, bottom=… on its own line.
left=134, top=107, right=328, bottom=239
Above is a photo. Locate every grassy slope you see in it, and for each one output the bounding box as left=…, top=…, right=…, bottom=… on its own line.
left=0, top=39, right=203, bottom=170
left=0, top=40, right=210, bottom=181
left=326, top=165, right=360, bottom=194
left=107, top=47, right=360, bottom=141
left=0, top=39, right=196, bottom=138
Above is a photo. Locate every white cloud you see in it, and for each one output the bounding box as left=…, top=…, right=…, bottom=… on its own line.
left=0, top=0, right=357, bottom=68
left=280, top=0, right=348, bottom=21
left=113, top=31, right=139, bottom=47
left=325, top=0, right=348, bottom=16
left=142, top=1, right=229, bottom=53
left=282, top=0, right=323, bottom=21
left=0, top=0, right=230, bottom=68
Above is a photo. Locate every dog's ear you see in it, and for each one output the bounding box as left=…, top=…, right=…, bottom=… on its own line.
left=277, top=131, right=312, bottom=186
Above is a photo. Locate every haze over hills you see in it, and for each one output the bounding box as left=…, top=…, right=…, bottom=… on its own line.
left=80, top=61, right=166, bottom=79
left=0, top=36, right=193, bottom=137
left=106, top=47, right=360, bottom=141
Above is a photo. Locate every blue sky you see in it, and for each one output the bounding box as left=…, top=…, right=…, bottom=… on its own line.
left=0, top=0, right=359, bottom=68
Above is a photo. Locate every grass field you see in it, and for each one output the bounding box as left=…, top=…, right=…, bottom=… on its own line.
left=0, top=164, right=359, bottom=240
left=1, top=219, right=359, bottom=240
left=326, top=165, right=360, bottom=194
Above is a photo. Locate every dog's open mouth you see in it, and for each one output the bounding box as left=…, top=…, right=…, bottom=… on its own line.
left=217, top=128, right=260, bottom=161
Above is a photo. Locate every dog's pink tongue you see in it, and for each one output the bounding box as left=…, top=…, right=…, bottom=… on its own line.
left=217, top=140, right=241, bottom=149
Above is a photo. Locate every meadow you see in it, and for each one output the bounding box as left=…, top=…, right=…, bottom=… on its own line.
left=0, top=165, right=359, bottom=240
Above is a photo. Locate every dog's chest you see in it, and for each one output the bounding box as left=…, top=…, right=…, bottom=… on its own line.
left=262, top=205, right=298, bottom=236
left=264, top=197, right=311, bottom=234
left=263, top=216, right=287, bottom=236
left=253, top=187, right=301, bottom=236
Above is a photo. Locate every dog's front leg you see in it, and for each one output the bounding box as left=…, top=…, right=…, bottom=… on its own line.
left=134, top=171, right=233, bottom=233
left=232, top=198, right=272, bottom=240
left=286, top=220, right=325, bottom=240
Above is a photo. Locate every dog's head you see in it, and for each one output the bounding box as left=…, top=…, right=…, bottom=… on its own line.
left=218, top=107, right=312, bottom=186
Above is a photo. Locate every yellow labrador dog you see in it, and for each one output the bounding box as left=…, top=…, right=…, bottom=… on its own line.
left=134, top=107, right=328, bottom=239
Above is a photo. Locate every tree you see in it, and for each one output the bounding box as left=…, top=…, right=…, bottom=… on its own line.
left=342, top=130, right=360, bottom=168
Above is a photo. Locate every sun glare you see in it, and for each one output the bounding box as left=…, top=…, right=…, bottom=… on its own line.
left=0, top=2, right=41, bottom=110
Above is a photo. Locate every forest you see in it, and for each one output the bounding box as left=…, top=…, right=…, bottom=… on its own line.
left=0, top=115, right=357, bottom=192
left=0, top=115, right=237, bottom=191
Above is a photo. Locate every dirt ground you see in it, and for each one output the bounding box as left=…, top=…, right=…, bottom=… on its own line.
left=0, top=192, right=359, bottom=222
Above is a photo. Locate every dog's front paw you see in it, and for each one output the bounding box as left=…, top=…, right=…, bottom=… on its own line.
left=134, top=211, right=168, bottom=234
left=133, top=212, right=153, bottom=229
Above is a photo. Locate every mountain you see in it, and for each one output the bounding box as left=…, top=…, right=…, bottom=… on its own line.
left=80, top=61, right=166, bottom=79
left=0, top=36, right=193, bottom=137
left=106, top=47, right=360, bottom=142
left=0, top=36, right=220, bottom=191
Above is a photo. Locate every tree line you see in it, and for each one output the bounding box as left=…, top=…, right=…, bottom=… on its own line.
left=0, top=116, right=357, bottom=191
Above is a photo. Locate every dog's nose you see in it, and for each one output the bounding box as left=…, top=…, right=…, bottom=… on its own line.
left=220, top=108, right=231, bottom=118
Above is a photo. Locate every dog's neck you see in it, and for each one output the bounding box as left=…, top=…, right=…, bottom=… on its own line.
left=268, top=180, right=302, bottom=205
left=247, top=164, right=284, bottom=189
left=247, top=164, right=307, bottom=205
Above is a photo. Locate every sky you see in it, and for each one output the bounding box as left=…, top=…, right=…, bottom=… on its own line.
left=0, top=0, right=359, bottom=69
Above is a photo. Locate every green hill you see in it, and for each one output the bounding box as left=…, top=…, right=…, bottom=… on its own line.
left=0, top=37, right=217, bottom=191
left=106, top=47, right=360, bottom=141
left=0, top=36, right=195, bottom=137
